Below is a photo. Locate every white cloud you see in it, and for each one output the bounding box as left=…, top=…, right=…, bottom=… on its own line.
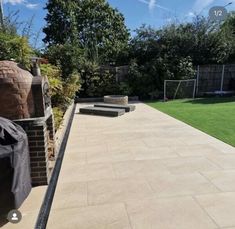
left=26, top=3, right=39, bottom=9
left=137, top=0, right=173, bottom=12
left=148, top=0, right=156, bottom=11
left=3, top=0, right=39, bottom=9
left=3, top=0, right=25, bottom=4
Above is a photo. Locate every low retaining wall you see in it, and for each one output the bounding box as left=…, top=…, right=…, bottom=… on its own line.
left=54, top=103, right=75, bottom=155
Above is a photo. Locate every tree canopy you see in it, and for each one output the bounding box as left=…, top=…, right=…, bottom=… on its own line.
left=43, top=0, right=130, bottom=64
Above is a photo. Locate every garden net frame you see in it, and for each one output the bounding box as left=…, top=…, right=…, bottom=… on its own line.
left=164, top=79, right=197, bottom=101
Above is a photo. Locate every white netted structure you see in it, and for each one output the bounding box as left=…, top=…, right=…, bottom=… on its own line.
left=164, top=79, right=197, bottom=101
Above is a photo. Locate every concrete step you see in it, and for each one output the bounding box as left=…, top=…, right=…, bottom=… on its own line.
left=79, top=106, right=125, bottom=117
left=94, top=103, right=136, bottom=112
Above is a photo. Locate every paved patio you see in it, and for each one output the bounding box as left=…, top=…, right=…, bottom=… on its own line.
left=44, top=102, right=235, bottom=229
left=41, top=103, right=235, bottom=228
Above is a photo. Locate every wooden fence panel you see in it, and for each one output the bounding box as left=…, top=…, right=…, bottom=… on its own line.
left=197, top=64, right=235, bottom=96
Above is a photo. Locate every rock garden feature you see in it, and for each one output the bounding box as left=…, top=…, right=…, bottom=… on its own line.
left=104, top=95, right=128, bottom=105
left=79, top=97, right=136, bottom=117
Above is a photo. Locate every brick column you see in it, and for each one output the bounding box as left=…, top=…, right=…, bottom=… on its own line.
left=15, top=118, right=50, bottom=186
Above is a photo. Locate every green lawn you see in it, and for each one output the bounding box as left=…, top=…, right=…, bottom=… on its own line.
left=147, top=97, right=235, bottom=147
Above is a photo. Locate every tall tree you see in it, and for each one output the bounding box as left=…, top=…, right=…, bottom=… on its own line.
left=43, top=0, right=130, bottom=64
left=43, top=1, right=78, bottom=45
left=219, top=12, right=235, bottom=63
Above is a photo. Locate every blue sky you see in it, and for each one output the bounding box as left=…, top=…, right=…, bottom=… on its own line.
left=2, top=0, right=235, bottom=48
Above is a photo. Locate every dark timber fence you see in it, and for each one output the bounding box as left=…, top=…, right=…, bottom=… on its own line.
left=196, top=64, right=235, bottom=96
left=102, top=64, right=235, bottom=98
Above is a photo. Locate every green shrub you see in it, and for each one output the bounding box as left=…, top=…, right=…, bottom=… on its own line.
left=41, top=63, right=81, bottom=130
left=78, top=59, right=120, bottom=97
left=52, top=107, right=64, bottom=130
left=126, top=56, right=195, bottom=99
left=0, top=31, right=33, bottom=68
left=41, top=64, right=63, bottom=106
left=118, top=82, right=133, bottom=95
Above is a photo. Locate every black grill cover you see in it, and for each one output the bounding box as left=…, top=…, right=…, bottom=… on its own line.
left=0, top=117, right=31, bottom=210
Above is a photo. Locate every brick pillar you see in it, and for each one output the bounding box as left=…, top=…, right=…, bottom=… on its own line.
left=15, top=118, right=50, bottom=186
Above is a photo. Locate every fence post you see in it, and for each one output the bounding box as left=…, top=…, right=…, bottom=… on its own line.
left=193, top=79, right=197, bottom=99
left=196, top=65, right=200, bottom=96
left=220, top=65, right=225, bottom=92
left=164, top=80, right=167, bottom=101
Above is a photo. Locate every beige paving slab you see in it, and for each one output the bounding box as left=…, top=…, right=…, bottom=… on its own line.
left=87, top=148, right=134, bottom=164
left=51, top=181, right=87, bottom=210
left=87, top=178, right=154, bottom=205
left=143, top=136, right=185, bottom=148
left=67, top=143, right=109, bottom=154
left=18, top=186, right=47, bottom=213
left=131, top=145, right=179, bottom=160
left=176, top=144, right=224, bottom=157
left=160, top=156, right=221, bottom=174
left=207, top=155, right=235, bottom=169
left=196, top=192, right=235, bottom=228
left=202, top=170, right=235, bottom=192
left=47, top=203, right=131, bottom=229
left=59, top=162, right=115, bottom=183
left=208, top=141, right=235, bottom=154
left=66, top=139, right=87, bottom=147
left=126, top=196, right=217, bottom=229
left=220, top=227, right=235, bottom=229
left=147, top=173, right=219, bottom=197
left=177, top=135, right=217, bottom=146
left=62, top=151, right=87, bottom=165
left=113, top=160, right=170, bottom=178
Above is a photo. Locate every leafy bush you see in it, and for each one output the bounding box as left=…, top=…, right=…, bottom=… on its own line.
left=118, top=82, right=133, bottom=95
left=126, top=56, right=196, bottom=99
left=41, top=64, right=63, bottom=106
left=44, top=42, right=83, bottom=79
left=86, top=70, right=120, bottom=97
left=0, top=31, right=33, bottom=68
left=41, top=64, right=81, bottom=129
left=52, top=107, right=64, bottom=130
left=78, top=59, right=120, bottom=97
